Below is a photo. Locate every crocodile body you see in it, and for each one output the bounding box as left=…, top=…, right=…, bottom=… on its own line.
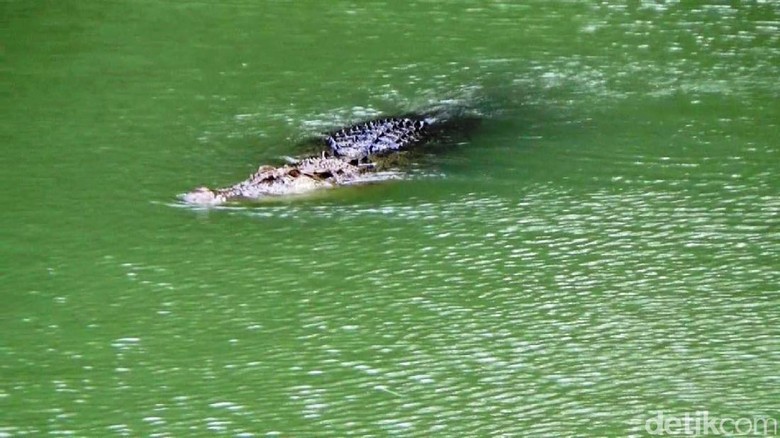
left=182, top=112, right=471, bottom=206
left=326, top=117, right=429, bottom=160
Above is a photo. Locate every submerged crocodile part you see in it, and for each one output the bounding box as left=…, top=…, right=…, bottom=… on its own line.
left=182, top=112, right=471, bottom=206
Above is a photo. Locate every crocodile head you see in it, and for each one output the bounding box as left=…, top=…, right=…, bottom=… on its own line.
left=182, top=157, right=373, bottom=206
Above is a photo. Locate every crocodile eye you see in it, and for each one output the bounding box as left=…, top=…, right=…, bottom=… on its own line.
left=288, top=169, right=301, bottom=177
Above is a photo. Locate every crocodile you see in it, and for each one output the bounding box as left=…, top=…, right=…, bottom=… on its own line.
left=182, top=111, right=476, bottom=206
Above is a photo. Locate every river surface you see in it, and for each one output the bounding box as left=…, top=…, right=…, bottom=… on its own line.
left=2, top=1, right=779, bottom=436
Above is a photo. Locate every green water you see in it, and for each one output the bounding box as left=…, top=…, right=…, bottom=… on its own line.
left=2, top=1, right=779, bottom=436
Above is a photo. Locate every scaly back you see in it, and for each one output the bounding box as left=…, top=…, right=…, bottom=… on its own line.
left=325, top=117, right=429, bottom=161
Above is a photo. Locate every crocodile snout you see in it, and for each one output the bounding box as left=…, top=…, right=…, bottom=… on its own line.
left=181, top=187, right=221, bottom=206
